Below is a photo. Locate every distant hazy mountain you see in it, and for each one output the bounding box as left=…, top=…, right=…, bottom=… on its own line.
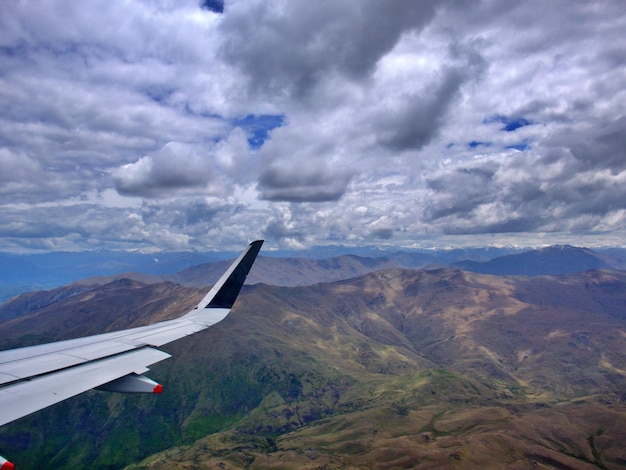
left=452, top=245, right=611, bottom=275
left=163, top=253, right=441, bottom=288
left=74, top=245, right=625, bottom=292
left=0, top=250, right=233, bottom=302
left=0, top=267, right=625, bottom=468
left=0, top=249, right=463, bottom=303
left=2, top=245, right=625, bottom=303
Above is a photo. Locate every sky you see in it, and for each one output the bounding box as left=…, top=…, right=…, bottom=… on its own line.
left=1, top=0, right=625, bottom=253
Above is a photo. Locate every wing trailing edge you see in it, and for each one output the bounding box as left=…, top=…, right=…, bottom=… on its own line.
left=0, top=240, right=264, bottom=438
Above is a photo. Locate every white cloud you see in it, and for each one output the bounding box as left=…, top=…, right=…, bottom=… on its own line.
left=1, top=0, right=625, bottom=252
left=113, top=142, right=218, bottom=197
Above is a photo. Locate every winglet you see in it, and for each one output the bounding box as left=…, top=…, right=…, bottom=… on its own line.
left=190, top=240, right=264, bottom=311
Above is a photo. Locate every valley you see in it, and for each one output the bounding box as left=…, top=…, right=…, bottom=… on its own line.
left=0, top=259, right=625, bottom=468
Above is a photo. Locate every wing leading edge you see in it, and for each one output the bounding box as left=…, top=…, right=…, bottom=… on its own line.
left=0, top=240, right=263, bottom=433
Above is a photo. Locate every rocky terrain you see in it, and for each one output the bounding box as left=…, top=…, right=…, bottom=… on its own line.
left=0, top=263, right=625, bottom=468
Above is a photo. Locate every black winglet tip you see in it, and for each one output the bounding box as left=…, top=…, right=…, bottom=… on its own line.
left=249, top=239, right=264, bottom=255
left=205, top=239, right=264, bottom=309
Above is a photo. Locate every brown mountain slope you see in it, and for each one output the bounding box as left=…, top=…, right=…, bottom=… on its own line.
left=129, top=269, right=626, bottom=470
left=164, top=255, right=403, bottom=287
left=0, top=269, right=625, bottom=469
left=68, top=255, right=409, bottom=290
left=0, top=279, right=203, bottom=348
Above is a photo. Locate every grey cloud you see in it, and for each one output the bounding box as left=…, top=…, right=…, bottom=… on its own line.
left=0, top=194, right=253, bottom=252
left=258, top=163, right=353, bottom=203
left=113, top=143, right=215, bottom=198
left=254, top=121, right=356, bottom=203
left=2, top=0, right=626, bottom=252
left=176, top=201, right=224, bottom=227
left=0, top=1, right=226, bottom=153
left=0, top=148, right=45, bottom=186
left=0, top=0, right=208, bottom=65
left=260, top=204, right=323, bottom=249
left=263, top=218, right=304, bottom=246
left=137, top=197, right=245, bottom=238
left=427, top=166, right=496, bottom=193
left=220, top=0, right=440, bottom=99
left=570, top=116, right=626, bottom=171
left=0, top=147, right=78, bottom=205
left=0, top=202, right=132, bottom=251
left=423, top=144, right=626, bottom=237
left=371, top=228, right=394, bottom=240
left=545, top=170, right=626, bottom=218
left=379, top=69, right=467, bottom=151
left=440, top=216, right=543, bottom=236
left=376, top=42, right=486, bottom=151
left=424, top=165, right=497, bottom=222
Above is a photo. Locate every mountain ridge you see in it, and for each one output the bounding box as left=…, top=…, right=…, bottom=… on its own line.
left=3, top=245, right=625, bottom=303
left=452, top=244, right=612, bottom=276
left=0, top=265, right=625, bottom=468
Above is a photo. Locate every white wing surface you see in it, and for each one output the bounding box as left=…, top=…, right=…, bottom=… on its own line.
left=0, top=240, right=263, bottom=468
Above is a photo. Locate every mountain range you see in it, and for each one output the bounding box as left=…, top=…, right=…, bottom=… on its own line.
left=0, top=245, right=625, bottom=468
left=451, top=245, right=614, bottom=275
left=3, top=245, right=626, bottom=303
left=45, top=244, right=626, bottom=291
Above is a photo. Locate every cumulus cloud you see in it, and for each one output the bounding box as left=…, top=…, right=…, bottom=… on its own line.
left=570, top=116, right=626, bottom=171
left=0, top=148, right=44, bottom=184
left=113, top=142, right=216, bottom=197
left=377, top=67, right=470, bottom=151
left=220, top=0, right=440, bottom=100
left=258, top=162, right=353, bottom=202
left=1, top=0, right=626, bottom=252
left=422, top=144, right=626, bottom=237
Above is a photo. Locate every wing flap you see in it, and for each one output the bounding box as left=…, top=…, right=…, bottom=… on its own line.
left=0, top=240, right=263, bottom=428
left=0, top=352, right=89, bottom=382
left=0, top=312, right=227, bottom=386
left=0, top=347, right=170, bottom=426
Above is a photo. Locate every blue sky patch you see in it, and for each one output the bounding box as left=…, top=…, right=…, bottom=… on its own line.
left=233, top=114, right=286, bottom=149
left=468, top=141, right=492, bottom=149
left=484, top=114, right=532, bottom=132
left=144, top=86, right=177, bottom=104
left=506, top=141, right=530, bottom=151
left=200, top=0, right=224, bottom=13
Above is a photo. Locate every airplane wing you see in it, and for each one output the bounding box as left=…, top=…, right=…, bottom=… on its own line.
left=0, top=240, right=263, bottom=469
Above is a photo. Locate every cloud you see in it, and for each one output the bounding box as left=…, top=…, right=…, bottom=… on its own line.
left=376, top=65, right=472, bottom=151
left=570, top=116, right=626, bottom=171
left=219, top=0, right=440, bottom=100
left=0, top=148, right=45, bottom=185
left=258, top=162, right=353, bottom=202
left=1, top=0, right=626, bottom=252
left=113, top=142, right=216, bottom=197
left=253, top=116, right=357, bottom=202
left=370, top=227, right=394, bottom=240
left=421, top=144, right=626, bottom=237
left=262, top=205, right=307, bottom=249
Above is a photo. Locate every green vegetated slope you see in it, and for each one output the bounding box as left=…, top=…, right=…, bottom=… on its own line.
left=1, top=268, right=626, bottom=469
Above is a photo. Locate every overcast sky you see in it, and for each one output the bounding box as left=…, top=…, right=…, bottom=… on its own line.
left=1, top=0, right=625, bottom=253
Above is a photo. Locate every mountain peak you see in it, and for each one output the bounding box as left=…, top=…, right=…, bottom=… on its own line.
left=453, top=245, right=608, bottom=276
